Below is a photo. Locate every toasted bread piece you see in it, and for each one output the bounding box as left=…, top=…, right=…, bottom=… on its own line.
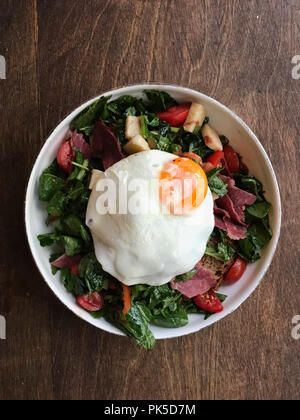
left=200, top=237, right=236, bottom=290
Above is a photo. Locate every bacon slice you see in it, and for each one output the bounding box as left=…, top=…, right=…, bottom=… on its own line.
left=51, top=254, right=82, bottom=269
left=71, top=130, right=91, bottom=160
left=92, top=121, right=124, bottom=170
left=171, top=266, right=216, bottom=299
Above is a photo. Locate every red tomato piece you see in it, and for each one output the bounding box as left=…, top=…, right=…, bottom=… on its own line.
left=157, top=104, right=191, bottom=126
left=224, top=257, right=247, bottom=285
left=202, top=162, right=215, bottom=174
left=77, top=292, right=104, bottom=312
left=71, top=264, right=79, bottom=276
left=223, top=145, right=240, bottom=173
left=193, top=289, right=224, bottom=313
left=57, top=141, right=75, bottom=173
left=206, top=151, right=224, bottom=168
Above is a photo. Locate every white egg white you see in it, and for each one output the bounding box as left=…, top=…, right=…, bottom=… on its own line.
left=86, top=150, right=214, bottom=286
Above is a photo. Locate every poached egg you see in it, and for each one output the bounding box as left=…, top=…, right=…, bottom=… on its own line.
left=86, top=150, right=214, bottom=286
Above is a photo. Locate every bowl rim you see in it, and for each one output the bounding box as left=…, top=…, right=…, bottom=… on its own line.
left=25, top=82, right=282, bottom=340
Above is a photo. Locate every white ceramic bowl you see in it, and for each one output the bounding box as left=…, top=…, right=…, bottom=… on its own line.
left=25, top=84, right=281, bottom=340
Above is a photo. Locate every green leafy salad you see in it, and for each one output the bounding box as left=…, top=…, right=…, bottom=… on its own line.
left=37, top=90, right=272, bottom=349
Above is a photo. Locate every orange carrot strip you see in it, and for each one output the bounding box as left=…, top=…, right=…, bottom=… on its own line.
left=122, top=284, right=131, bottom=316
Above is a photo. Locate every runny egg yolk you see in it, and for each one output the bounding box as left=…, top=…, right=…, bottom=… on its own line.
left=159, top=157, right=208, bottom=215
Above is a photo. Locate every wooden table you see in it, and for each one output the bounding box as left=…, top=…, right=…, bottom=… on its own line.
left=0, top=0, right=299, bottom=401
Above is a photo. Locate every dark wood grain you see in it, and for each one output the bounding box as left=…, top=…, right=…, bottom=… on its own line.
left=0, top=0, right=299, bottom=400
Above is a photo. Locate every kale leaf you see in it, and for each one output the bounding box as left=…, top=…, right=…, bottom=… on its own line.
left=140, top=115, right=171, bottom=151
left=174, top=129, right=213, bottom=160
left=143, top=90, right=178, bottom=113
left=70, top=96, right=111, bottom=136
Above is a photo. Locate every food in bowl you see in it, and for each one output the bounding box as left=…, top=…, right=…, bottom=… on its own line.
left=37, top=90, right=273, bottom=349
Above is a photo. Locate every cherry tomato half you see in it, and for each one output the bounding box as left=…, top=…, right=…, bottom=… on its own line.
left=57, top=141, right=75, bottom=173
left=77, top=292, right=104, bottom=312
left=193, top=289, right=224, bottom=313
left=206, top=150, right=224, bottom=168
left=224, top=257, right=247, bottom=285
left=223, top=145, right=240, bottom=173
left=157, top=104, right=191, bottom=126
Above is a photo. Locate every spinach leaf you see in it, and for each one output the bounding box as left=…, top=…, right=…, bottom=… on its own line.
left=238, top=217, right=272, bottom=262
left=64, top=215, right=91, bottom=244
left=248, top=219, right=273, bottom=250
left=61, top=268, right=85, bottom=296
left=153, top=308, right=188, bottom=328
left=39, top=172, right=65, bottom=202
left=246, top=201, right=271, bottom=219
left=62, top=236, right=82, bottom=257
left=37, top=233, right=57, bottom=247
left=79, top=253, right=109, bottom=293
left=234, top=174, right=264, bottom=201
left=237, top=238, right=261, bottom=262
left=46, top=191, right=68, bottom=217
left=38, top=232, right=82, bottom=256
left=125, top=303, right=155, bottom=349
left=140, top=284, right=183, bottom=312
left=104, top=302, right=155, bottom=350
left=132, top=284, right=189, bottom=330
left=67, top=181, right=86, bottom=201
left=144, top=90, right=178, bottom=113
